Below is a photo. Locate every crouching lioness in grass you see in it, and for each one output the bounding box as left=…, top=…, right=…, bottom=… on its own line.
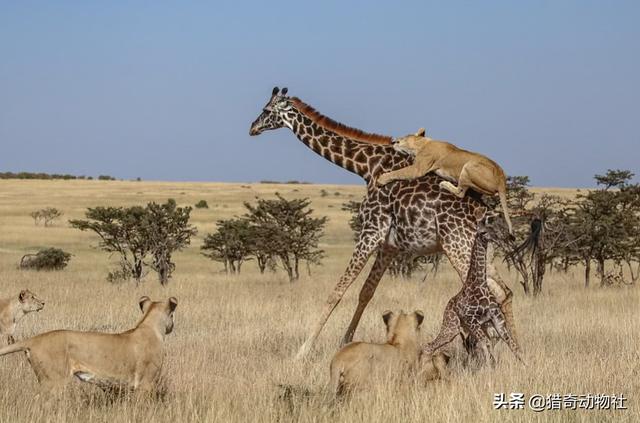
left=0, top=296, right=177, bottom=394
left=0, top=289, right=45, bottom=345
left=330, top=310, right=448, bottom=396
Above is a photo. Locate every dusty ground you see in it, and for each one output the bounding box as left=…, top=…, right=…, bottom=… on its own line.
left=0, top=180, right=637, bottom=422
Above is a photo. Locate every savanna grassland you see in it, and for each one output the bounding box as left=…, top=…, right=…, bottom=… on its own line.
left=0, top=179, right=637, bottom=423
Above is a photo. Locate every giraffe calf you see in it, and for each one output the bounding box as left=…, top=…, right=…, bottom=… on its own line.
left=422, top=229, right=524, bottom=367
left=330, top=310, right=448, bottom=396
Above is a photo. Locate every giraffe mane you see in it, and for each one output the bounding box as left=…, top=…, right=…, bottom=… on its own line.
left=290, top=97, right=393, bottom=145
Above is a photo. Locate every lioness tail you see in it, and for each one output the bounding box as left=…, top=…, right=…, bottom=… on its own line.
left=498, top=182, right=513, bottom=235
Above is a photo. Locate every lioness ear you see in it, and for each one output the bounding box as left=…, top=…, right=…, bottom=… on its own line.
left=382, top=310, right=394, bottom=329
left=18, top=290, right=27, bottom=303
left=415, top=128, right=426, bottom=137
left=414, top=310, right=425, bottom=328
left=168, top=297, right=178, bottom=312
left=138, top=296, right=152, bottom=313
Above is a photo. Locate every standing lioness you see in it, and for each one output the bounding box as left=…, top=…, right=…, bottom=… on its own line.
left=0, top=289, right=45, bottom=345
left=377, top=128, right=513, bottom=234
left=0, top=296, right=177, bottom=394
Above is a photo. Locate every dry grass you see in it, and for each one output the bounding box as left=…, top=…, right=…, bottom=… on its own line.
left=0, top=180, right=637, bottom=422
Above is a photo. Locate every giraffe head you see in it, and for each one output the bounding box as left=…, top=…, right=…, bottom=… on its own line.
left=249, top=86, right=293, bottom=136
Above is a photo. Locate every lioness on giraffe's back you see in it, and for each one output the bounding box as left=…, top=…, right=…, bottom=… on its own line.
left=0, top=296, right=177, bottom=394
left=377, top=128, right=513, bottom=234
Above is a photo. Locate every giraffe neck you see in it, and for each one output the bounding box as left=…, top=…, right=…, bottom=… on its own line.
left=465, top=233, right=488, bottom=286
left=281, top=106, right=411, bottom=183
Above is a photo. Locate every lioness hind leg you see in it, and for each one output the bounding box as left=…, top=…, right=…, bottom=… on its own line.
left=439, top=163, right=481, bottom=198
left=462, top=161, right=500, bottom=196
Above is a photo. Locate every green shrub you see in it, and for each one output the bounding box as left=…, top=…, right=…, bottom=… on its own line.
left=20, top=248, right=71, bottom=270
left=195, top=200, right=209, bottom=209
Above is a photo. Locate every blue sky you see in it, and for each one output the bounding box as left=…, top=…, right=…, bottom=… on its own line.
left=1, top=1, right=638, bottom=186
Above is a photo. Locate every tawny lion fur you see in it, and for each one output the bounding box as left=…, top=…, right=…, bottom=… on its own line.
left=0, top=296, right=177, bottom=394
left=0, top=289, right=44, bottom=345
left=329, top=310, right=449, bottom=396
left=377, top=128, right=513, bottom=234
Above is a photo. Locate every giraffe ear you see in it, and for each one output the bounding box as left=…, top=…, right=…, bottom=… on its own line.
left=281, top=87, right=288, bottom=96
left=415, top=128, right=426, bottom=137
left=272, top=86, right=280, bottom=96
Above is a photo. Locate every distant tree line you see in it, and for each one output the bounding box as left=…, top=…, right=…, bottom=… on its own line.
left=0, top=171, right=116, bottom=180
left=258, top=180, right=311, bottom=185
left=201, top=193, right=327, bottom=282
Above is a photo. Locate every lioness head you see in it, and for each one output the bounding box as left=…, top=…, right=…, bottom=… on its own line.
left=391, top=128, right=428, bottom=155
left=382, top=309, right=424, bottom=343
left=138, top=296, right=178, bottom=335
left=18, top=289, right=45, bottom=313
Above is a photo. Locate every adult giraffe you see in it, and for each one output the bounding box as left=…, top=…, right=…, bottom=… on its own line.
left=249, top=87, right=517, bottom=360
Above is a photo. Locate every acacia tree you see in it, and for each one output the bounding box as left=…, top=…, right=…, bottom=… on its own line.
left=145, top=200, right=197, bottom=285
left=244, top=194, right=327, bottom=282
left=513, top=194, right=574, bottom=295
left=569, top=170, right=640, bottom=286
left=70, top=200, right=196, bottom=285
left=201, top=218, right=254, bottom=274
left=70, top=206, right=150, bottom=283
left=490, top=177, right=575, bottom=296
left=30, top=207, right=63, bottom=227
left=614, top=183, right=640, bottom=283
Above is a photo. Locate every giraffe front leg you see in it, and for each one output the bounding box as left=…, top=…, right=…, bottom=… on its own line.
left=422, top=305, right=461, bottom=357
left=295, top=229, right=386, bottom=360
left=342, top=245, right=398, bottom=345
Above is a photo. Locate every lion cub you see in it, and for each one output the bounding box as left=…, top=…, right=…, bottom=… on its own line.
left=329, top=310, right=448, bottom=396
left=0, top=289, right=45, bottom=345
left=0, top=296, right=177, bottom=394
left=377, top=128, right=513, bottom=234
